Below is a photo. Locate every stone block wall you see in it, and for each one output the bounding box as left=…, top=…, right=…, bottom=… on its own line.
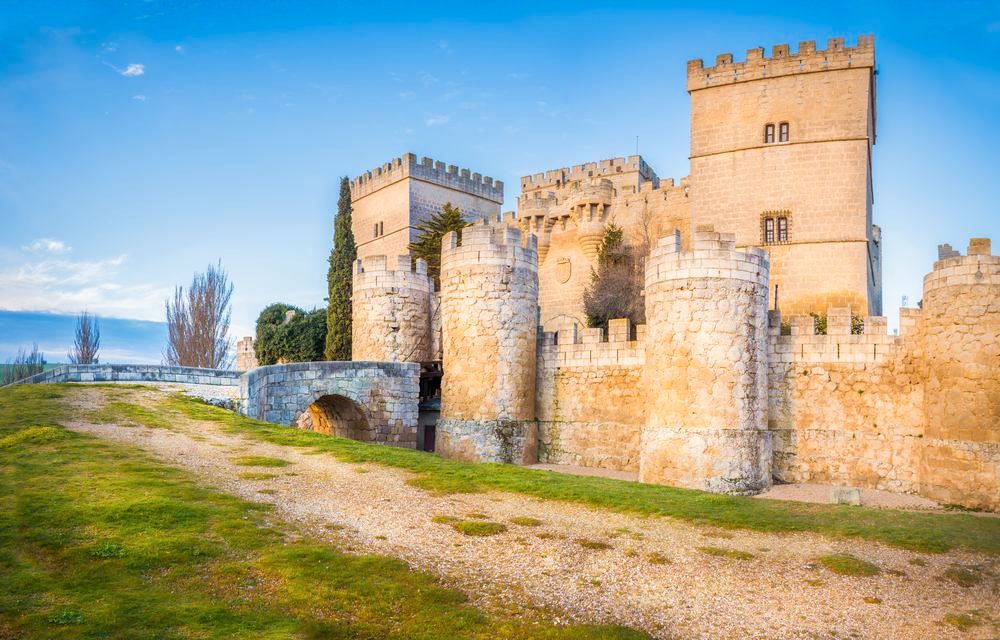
left=535, top=319, right=646, bottom=470
left=10, top=364, right=241, bottom=387
left=352, top=254, right=434, bottom=363
left=236, top=336, right=258, bottom=371
left=240, top=361, right=420, bottom=448
left=437, top=222, right=539, bottom=463
left=640, top=228, right=772, bottom=494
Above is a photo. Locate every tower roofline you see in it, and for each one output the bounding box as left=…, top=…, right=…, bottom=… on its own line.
left=686, top=35, right=874, bottom=92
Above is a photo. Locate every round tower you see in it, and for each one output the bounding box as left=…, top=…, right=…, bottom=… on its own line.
left=352, top=255, right=433, bottom=363
left=640, top=228, right=771, bottom=494
left=919, top=238, right=1000, bottom=508
left=437, top=223, right=539, bottom=463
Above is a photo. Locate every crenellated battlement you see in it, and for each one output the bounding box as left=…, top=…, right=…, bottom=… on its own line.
left=351, top=152, right=504, bottom=203
left=353, top=254, right=433, bottom=293
left=441, top=223, right=538, bottom=273
left=924, top=237, right=998, bottom=294
left=521, top=155, right=657, bottom=192
left=768, top=305, right=902, bottom=365
left=539, top=318, right=646, bottom=368
left=686, top=34, right=874, bottom=91
left=646, top=226, right=769, bottom=289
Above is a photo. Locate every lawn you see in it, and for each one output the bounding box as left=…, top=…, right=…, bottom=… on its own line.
left=157, top=391, right=1000, bottom=556
left=0, top=384, right=646, bottom=639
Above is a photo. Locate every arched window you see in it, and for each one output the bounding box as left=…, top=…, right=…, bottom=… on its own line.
left=764, top=123, right=775, bottom=144
left=779, top=122, right=789, bottom=142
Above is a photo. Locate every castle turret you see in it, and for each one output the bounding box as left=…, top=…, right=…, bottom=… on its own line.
left=919, top=238, right=1000, bottom=508
left=640, top=227, right=771, bottom=494
left=436, top=223, right=539, bottom=463
left=352, top=255, right=434, bottom=363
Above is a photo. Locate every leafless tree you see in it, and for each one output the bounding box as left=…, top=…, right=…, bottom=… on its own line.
left=68, top=311, right=100, bottom=364
left=164, top=261, right=234, bottom=369
left=583, top=224, right=645, bottom=330
left=1, top=343, right=46, bottom=385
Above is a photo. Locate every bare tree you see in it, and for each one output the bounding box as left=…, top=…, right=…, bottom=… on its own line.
left=1, top=343, right=46, bottom=385
left=68, top=311, right=100, bottom=364
left=165, top=261, right=234, bottom=369
left=583, top=223, right=645, bottom=330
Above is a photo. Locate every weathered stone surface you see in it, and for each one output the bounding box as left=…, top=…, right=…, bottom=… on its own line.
left=352, top=255, right=434, bottom=363
left=831, top=487, right=862, bottom=506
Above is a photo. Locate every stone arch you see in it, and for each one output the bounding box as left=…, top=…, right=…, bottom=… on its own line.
left=304, top=394, right=373, bottom=441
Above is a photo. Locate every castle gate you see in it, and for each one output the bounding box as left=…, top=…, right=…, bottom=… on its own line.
left=240, top=361, right=420, bottom=447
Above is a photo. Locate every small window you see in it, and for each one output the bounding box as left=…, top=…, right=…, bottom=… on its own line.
left=779, top=122, right=789, bottom=142
left=373, top=223, right=378, bottom=237
left=764, top=123, right=775, bottom=144
left=379, top=221, right=384, bottom=236
left=764, top=217, right=775, bottom=244
left=777, top=216, right=788, bottom=242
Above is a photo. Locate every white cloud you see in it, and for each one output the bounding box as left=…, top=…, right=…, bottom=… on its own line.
left=175, top=44, right=185, bottom=53
left=0, top=254, right=170, bottom=321
left=23, top=238, right=70, bottom=254
left=425, top=114, right=451, bottom=127
left=418, top=71, right=438, bottom=87
left=132, top=95, right=147, bottom=101
left=121, top=63, right=145, bottom=77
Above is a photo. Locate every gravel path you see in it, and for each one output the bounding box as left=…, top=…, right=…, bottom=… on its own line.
left=65, top=387, right=998, bottom=640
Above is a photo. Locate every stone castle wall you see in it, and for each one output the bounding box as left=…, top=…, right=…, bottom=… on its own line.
left=535, top=319, right=646, bottom=470
left=236, top=336, right=258, bottom=371
left=640, top=229, right=772, bottom=494
left=352, top=254, right=434, bottom=363
left=437, top=222, right=539, bottom=463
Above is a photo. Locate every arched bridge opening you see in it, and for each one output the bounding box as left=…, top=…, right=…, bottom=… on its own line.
left=240, top=361, right=419, bottom=448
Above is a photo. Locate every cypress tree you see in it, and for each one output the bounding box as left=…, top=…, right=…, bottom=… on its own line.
left=325, top=176, right=356, bottom=360
left=409, top=202, right=468, bottom=289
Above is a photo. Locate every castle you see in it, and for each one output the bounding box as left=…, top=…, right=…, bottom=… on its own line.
left=250, top=35, right=998, bottom=510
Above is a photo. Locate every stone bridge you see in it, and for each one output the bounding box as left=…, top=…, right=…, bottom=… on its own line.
left=240, top=361, right=420, bottom=447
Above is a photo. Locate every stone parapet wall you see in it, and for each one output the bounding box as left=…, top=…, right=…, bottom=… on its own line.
left=436, top=419, right=537, bottom=465
left=241, top=361, right=419, bottom=448
left=686, top=35, right=874, bottom=91
left=352, top=254, right=434, bottom=363
left=8, top=364, right=241, bottom=387
left=640, top=228, right=772, bottom=494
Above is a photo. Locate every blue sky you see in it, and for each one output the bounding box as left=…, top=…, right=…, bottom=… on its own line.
left=1, top=1, right=998, bottom=362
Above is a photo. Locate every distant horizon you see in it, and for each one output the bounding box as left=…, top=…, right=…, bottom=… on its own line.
left=0, top=310, right=167, bottom=364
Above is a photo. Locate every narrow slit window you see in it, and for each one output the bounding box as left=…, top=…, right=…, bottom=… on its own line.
left=373, top=223, right=379, bottom=237
left=764, top=123, right=775, bottom=144
left=764, top=217, right=775, bottom=244
left=379, top=221, right=384, bottom=236
left=779, top=122, right=789, bottom=142
left=777, top=216, right=788, bottom=242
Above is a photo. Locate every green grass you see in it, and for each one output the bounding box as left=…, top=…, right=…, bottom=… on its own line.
left=152, top=392, right=1000, bottom=556
left=0, top=383, right=646, bottom=640
left=510, top=516, right=544, bottom=527
left=647, top=552, right=671, bottom=565
left=232, top=456, right=292, bottom=468
left=816, top=554, right=880, bottom=577
left=432, top=515, right=461, bottom=524
left=576, top=539, right=612, bottom=550
left=943, top=612, right=983, bottom=632
left=86, top=401, right=177, bottom=430
left=697, top=546, right=754, bottom=560
left=238, top=472, right=279, bottom=481
left=451, top=521, right=507, bottom=537
left=942, top=567, right=982, bottom=588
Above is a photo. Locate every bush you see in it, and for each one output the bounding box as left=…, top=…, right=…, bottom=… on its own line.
left=254, top=304, right=327, bottom=365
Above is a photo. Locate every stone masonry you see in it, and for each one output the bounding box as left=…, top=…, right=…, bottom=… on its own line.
left=436, top=222, right=539, bottom=464
left=641, top=228, right=772, bottom=494
left=352, top=255, right=434, bottom=363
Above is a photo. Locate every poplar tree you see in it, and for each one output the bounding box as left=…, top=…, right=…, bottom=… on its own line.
left=325, top=176, right=356, bottom=360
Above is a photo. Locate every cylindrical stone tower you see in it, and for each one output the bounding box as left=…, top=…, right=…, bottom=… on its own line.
left=352, top=255, right=433, bottom=363
left=640, top=228, right=772, bottom=494
left=919, top=238, right=999, bottom=509
left=437, top=223, right=539, bottom=464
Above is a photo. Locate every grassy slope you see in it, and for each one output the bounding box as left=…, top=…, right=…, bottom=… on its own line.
left=159, top=392, right=1000, bottom=556
left=0, top=384, right=646, bottom=639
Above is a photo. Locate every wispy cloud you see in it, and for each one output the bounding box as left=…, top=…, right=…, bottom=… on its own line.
left=507, top=72, right=529, bottom=81
left=175, top=44, right=185, bottom=53
left=418, top=72, right=439, bottom=87
left=132, top=95, right=147, bottom=102
left=398, top=91, right=416, bottom=101
left=121, top=63, right=145, bottom=77
left=0, top=254, right=170, bottom=321
left=23, top=239, right=70, bottom=254
left=425, top=114, right=451, bottom=127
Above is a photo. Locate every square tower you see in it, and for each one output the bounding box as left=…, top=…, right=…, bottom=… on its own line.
left=350, top=153, right=504, bottom=260
left=687, top=36, right=881, bottom=315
